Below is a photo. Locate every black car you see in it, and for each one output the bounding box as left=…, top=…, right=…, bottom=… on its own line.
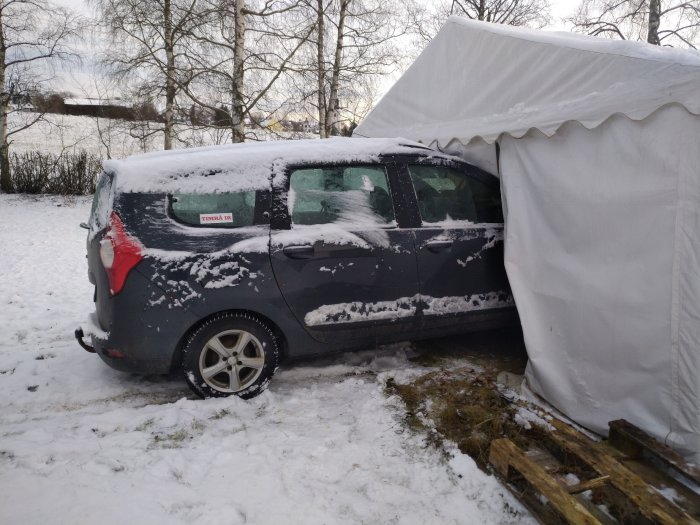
left=76, top=137, right=516, bottom=399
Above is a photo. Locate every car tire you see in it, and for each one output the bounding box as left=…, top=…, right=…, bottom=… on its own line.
left=182, top=312, right=280, bottom=399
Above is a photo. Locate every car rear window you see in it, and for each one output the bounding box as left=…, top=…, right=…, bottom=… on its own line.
left=89, top=172, right=113, bottom=232
left=170, top=191, right=260, bottom=228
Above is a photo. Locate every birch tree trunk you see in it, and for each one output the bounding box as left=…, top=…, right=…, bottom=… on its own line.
left=0, top=0, right=79, bottom=192
left=571, top=0, right=699, bottom=47
left=0, top=8, right=8, bottom=193
left=232, top=0, right=246, bottom=143
left=647, top=0, right=661, bottom=45
left=325, top=0, right=348, bottom=137
left=164, top=0, right=175, bottom=150
left=316, top=0, right=326, bottom=138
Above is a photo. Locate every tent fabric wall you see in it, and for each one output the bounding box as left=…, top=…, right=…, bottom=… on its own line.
left=353, top=17, right=700, bottom=459
left=442, top=138, right=500, bottom=176
left=499, top=106, right=700, bottom=458
left=672, top=109, right=700, bottom=459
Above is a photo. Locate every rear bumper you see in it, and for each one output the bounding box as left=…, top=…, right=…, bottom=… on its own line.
left=84, top=267, right=200, bottom=375
left=75, top=316, right=172, bottom=374
left=91, top=335, right=175, bottom=375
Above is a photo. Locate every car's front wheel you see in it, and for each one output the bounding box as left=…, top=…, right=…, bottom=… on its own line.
left=182, top=313, right=280, bottom=399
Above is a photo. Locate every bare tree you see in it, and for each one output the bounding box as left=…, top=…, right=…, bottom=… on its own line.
left=0, top=0, right=82, bottom=192
left=320, top=0, right=349, bottom=138
left=570, top=0, right=700, bottom=47
left=316, top=0, right=326, bottom=137
left=449, top=0, right=550, bottom=25
left=411, top=0, right=551, bottom=45
left=92, top=0, right=202, bottom=149
left=299, top=0, right=410, bottom=138
left=177, top=0, right=315, bottom=143
left=69, top=73, right=124, bottom=159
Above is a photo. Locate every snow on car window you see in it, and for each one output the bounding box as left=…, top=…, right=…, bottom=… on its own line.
left=88, top=172, right=113, bottom=239
left=272, top=223, right=374, bottom=249
left=286, top=165, right=395, bottom=248
left=289, top=165, right=395, bottom=226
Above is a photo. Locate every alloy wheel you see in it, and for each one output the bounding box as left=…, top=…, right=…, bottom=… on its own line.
left=198, top=329, right=265, bottom=393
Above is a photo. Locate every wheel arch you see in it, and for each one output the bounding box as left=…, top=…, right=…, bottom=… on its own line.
left=169, top=309, right=289, bottom=373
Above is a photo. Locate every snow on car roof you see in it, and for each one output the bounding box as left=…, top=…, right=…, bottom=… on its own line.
left=104, top=137, right=441, bottom=194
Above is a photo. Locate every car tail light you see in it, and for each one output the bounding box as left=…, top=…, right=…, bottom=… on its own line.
left=100, top=211, right=143, bottom=295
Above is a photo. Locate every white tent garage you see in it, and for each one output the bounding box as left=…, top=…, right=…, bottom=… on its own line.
left=355, top=17, right=700, bottom=459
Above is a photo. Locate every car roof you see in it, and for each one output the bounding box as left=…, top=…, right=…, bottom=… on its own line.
left=104, top=137, right=458, bottom=194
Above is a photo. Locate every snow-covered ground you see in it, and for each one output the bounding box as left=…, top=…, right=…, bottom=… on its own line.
left=0, top=194, right=534, bottom=525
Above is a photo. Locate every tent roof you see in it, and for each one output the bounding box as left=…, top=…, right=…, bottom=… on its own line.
left=354, top=17, right=700, bottom=146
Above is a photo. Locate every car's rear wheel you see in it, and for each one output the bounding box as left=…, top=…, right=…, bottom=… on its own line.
left=182, top=313, right=279, bottom=399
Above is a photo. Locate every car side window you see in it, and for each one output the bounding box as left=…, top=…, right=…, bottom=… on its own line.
left=289, top=165, right=395, bottom=226
left=170, top=191, right=260, bottom=228
left=467, top=174, right=504, bottom=223
left=407, top=165, right=503, bottom=224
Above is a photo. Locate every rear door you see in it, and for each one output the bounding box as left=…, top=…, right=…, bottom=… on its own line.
left=403, top=160, right=514, bottom=329
left=269, top=162, right=420, bottom=344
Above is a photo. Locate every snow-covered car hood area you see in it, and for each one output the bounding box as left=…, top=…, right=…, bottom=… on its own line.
left=0, top=195, right=533, bottom=524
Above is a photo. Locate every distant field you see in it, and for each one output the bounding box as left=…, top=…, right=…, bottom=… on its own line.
left=11, top=113, right=313, bottom=159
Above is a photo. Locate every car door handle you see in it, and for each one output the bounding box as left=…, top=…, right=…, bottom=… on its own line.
left=282, top=245, right=314, bottom=259
left=425, top=240, right=453, bottom=252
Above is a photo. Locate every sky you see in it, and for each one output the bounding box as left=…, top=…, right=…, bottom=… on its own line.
left=54, top=0, right=582, bottom=28
left=46, top=0, right=583, bottom=98
left=549, top=0, right=582, bottom=30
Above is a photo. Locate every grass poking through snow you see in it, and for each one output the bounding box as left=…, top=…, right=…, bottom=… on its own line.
left=386, top=329, right=544, bottom=468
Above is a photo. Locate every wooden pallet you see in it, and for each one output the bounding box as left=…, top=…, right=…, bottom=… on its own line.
left=489, top=417, right=700, bottom=525
left=607, top=419, right=700, bottom=485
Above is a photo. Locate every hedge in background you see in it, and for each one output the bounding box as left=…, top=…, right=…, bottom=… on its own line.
left=9, top=150, right=102, bottom=195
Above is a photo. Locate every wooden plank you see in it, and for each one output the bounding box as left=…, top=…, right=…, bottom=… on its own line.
left=525, top=447, right=561, bottom=473
left=572, top=495, right=620, bottom=525
left=566, top=476, right=610, bottom=495
left=489, top=438, right=603, bottom=525
left=609, top=419, right=700, bottom=485
left=621, top=457, right=700, bottom=520
left=548, top=418, right=698, bottom=525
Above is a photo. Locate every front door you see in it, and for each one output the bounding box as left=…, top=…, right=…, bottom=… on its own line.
left=270, top=163, right=420, bottom=344
left=404, top=162, right=514, bottom=330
